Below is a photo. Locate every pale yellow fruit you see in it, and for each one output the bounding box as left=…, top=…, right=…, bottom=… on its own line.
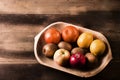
left=53, top=49, right=70, bottom=66
left=77, top=32, right=93, bottom=48
left=90, top=39, right=106, bottom=56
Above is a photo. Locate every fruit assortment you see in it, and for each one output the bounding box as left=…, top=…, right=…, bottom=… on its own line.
left=42, top=25, right=106, bottom=69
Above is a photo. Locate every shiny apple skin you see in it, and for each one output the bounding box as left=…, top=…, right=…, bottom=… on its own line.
left=53, top=49, right=70, bottom=66
left=70, top=52, right=86, bottom=68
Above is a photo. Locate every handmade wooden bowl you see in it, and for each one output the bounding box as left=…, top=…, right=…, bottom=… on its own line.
left=34, top=22, right=112, bottom=77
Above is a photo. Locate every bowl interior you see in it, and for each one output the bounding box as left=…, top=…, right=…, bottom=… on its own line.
left=34, top=22, right=112, bottom=77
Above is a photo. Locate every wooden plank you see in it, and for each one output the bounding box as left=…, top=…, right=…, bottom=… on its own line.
left=0, top=13, right=120, bottom=63
left=0, top=1, right=119, bottom=79
left=0, top=0, right=119, bottom=14
left=0, top=61, right=119, bottom=80
left=0, top=57, right=37, bottom=64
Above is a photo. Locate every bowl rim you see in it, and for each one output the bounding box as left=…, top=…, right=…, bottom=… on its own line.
left=34, top=21, right=113, bottom=77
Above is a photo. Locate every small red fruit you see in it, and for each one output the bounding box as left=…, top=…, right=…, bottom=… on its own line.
left=70, top=52, right=86, bottom=68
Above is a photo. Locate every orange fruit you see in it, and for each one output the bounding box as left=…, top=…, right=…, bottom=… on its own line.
left=44, top=28, right=61, bottom=44
left=62, top=26, right=80, bottom=42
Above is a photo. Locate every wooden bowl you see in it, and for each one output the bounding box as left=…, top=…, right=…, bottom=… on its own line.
left=34, top=22, right=112, bottom=77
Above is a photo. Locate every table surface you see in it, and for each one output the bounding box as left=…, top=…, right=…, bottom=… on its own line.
left=0, top=0, right=120, bottom=80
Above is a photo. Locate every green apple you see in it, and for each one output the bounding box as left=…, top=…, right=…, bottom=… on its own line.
left=53, top=49, right=70, bottom=66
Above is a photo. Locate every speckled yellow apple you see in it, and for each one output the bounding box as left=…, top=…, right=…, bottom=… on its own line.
left=77, top=32, right=93, bottom=48
left=90, top=39, right=106, bottom=56
left=53, top=49, right=70, bottom=66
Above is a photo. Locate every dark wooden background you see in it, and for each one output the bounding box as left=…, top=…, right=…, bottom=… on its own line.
left=0, top=0, right=120, bottom=80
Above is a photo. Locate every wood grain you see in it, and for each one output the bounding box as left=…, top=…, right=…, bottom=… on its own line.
left=0, top=0, right=120, bottom=79
left=0, top=12, right=120, bottom=62
left=0, top=0, right=119, bottom=14
left=0, top=61, right=120, bottom=80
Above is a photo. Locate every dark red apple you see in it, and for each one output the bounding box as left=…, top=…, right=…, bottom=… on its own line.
left=70, top=52, right=86, bottom=68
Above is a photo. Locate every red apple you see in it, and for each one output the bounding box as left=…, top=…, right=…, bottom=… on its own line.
left=53, top=49, right=70, bottom=66
left=70, top=52, right=86, bottom=68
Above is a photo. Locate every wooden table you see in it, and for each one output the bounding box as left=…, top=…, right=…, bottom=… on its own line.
left=0, top=0, right=120, bottom=80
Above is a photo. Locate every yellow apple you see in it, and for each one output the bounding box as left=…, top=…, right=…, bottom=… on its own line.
left=53, top=49, right=70, bottom=66
left=77, top=32, right=93, bottom=48
left=90, top=39, right=106, bottom=56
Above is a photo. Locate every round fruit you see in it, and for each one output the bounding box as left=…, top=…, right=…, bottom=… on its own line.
left=44, top=28, right=61, bottom=44
left=90, top=39, right=106, bottom=56
left=70, top=52, right=86, bottom=68
left=85, top=53, right=97, bottom=63
left=71, top=47, right=85, bottom=54
left=62, top=26, right=80, bottom=42
left=42, top=43, right=58, bottom=57
left=77, top=32, right=93, bottom=48
left=58, top=41, right=72, bottom=51
left=53, top=49, right=70, bottom=66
